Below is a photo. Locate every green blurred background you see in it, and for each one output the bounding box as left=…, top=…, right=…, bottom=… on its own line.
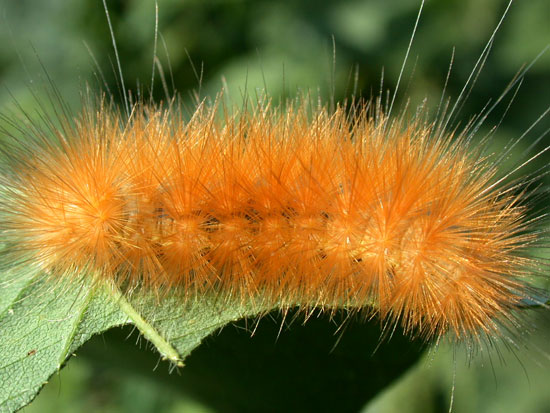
left=1, top=0, right=549, bottom=412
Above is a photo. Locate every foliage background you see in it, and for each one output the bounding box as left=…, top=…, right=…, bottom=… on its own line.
left=0, top=0, right=549, bottom=412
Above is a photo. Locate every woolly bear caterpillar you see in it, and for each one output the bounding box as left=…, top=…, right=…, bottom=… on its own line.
left=0, top=0, right=549, bottom=412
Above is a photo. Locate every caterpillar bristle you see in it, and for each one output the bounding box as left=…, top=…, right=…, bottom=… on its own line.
left=0, top=90, right=542, bottom=345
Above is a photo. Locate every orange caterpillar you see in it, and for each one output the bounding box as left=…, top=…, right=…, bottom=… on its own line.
left=0, top=95, right=540, bottom=343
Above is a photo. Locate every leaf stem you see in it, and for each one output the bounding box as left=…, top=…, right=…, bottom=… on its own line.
left=110, top=285, right=184, bottom=367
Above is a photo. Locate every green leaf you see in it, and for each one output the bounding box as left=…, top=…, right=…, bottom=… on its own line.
left=0, top=273, right=126, bottom=412
left=0, top=270, right=267, bottom=413
left=0, top=267, right=425, bottom=413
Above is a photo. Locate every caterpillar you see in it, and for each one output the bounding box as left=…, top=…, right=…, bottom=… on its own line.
left=0, top=94, right=543, bottom=343
left=0, top=0, right=548, bottom=411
